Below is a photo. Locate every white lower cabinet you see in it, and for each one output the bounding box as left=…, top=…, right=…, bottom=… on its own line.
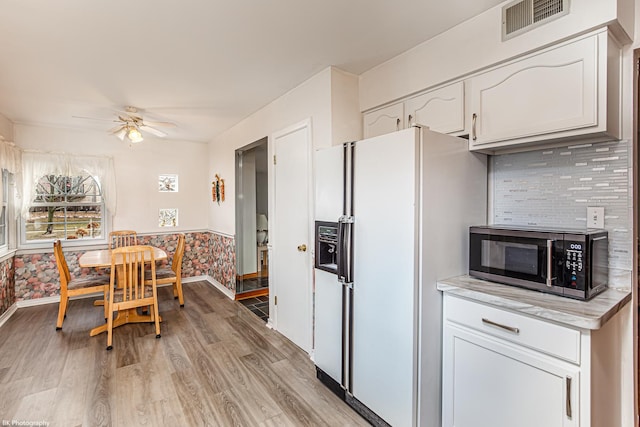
left=442, top=294, right=625, bottom=427
left=443, top=323, right=579, bottom=427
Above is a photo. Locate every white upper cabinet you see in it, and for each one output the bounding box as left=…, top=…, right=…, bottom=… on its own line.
left=405, top=81, right=465, bottom=134
left=363, top=81, right=465, bottom=139
left=469, top=29, right=621, bottom=153
left=362, top=103, right=404, bottom=139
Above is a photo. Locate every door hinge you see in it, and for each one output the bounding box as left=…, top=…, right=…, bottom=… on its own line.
left=273, top=155, right=276, bottom=165
left=274, top=296, right=277, bottom=305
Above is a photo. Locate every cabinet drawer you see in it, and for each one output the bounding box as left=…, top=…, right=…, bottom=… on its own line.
left=444, top=295, right=581, bottom=364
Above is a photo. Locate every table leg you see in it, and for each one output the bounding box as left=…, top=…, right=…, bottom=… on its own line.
left=89, top=309, right=163, bottom=336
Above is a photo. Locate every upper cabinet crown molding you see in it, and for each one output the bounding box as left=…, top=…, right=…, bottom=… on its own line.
left=468, top=29, right=621, bottom=154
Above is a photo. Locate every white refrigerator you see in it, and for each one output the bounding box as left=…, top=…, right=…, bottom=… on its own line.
left=313, top=127, right=487, bottom=426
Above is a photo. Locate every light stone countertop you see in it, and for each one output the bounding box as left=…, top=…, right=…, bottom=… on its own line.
left=437, top=275, right=631, bottom=330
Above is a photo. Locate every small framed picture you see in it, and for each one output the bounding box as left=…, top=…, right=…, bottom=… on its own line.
left=159, top=208, right=178, bottom=227
left=159, top=174, right=178, bottom=192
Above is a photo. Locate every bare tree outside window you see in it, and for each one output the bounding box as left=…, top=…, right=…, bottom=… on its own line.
left=25, top=174, right=104, bottom=242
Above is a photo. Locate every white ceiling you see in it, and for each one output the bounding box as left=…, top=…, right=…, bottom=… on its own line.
left=0, top=0, right=504, bottom=143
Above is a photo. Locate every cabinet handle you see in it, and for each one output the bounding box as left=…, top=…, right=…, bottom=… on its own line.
left=408, top=114, right=413, bottom=126
left=481, top=318, right=520, bottom=334
left=566, top=376, right=572, bottom=419
left=396, top=118, right=401, bottom=131
left=472, top=113, right=477, bottom=141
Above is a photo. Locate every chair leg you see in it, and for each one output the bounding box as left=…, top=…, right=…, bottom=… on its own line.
left=103, top=288, right=109, bottom=319
left=175, top=278, right=184, bottom=307
left=56, top=293, right=68, bottom=330
left=153, top=302, right=161, bottom=339
left=106, top=305, right=114, bottom=351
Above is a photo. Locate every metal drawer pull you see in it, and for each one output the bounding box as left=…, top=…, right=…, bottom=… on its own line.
left=481, top=318, right=520, bottom=334
left=566, top=376, right=572, bottom=419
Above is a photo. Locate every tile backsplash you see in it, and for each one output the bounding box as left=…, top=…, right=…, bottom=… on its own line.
left=492, top=140, right=632, bottom=288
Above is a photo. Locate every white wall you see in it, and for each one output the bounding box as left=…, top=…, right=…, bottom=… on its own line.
left=331, top=68, right=362, bottom=144
left=208, top=66, right=360, bottom=235
left=0, top=114, right=14, bottom=141
left=359, top=0, right=634, bottom=112
left=14, top=124, right=209, bottom=234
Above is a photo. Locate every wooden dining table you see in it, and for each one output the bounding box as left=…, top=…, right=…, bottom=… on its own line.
left=79, top=246, right=167, bottom=337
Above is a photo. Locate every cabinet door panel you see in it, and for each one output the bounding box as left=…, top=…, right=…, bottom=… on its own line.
left=443, top=325, right=578, bottom=427
left=469, top=34, right=597, bottom=147
left=362, top=103, right=404, bottom=139
left=405, top=81, right=464, bottom=134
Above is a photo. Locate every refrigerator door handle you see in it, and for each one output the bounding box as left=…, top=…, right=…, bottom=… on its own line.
left=337, top=220, right=346, bottom=283
left=338, top=216, right=354, bottom=285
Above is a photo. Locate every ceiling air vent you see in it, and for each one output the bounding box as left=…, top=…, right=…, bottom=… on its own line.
left=502, top=0, right=569, bottom=41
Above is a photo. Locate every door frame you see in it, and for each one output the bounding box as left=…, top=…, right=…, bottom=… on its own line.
left=633, top=47, right=639, bottom=427
left=268, top=118, right=315, bottom=350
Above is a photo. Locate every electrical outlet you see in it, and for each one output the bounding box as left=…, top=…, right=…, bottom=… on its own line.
left=587, top=206, right=604, bottom=229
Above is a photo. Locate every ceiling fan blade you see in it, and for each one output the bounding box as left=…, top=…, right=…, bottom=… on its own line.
left=108, top=125, right=125, bottom=133
left=142, top=120, right=176, bottom=128
left=139, top=125, right=167, bottom=138
left=72, top=115, right=118, bottom=122
left=114, top=107, right=144, bottom=120
left=109, top=126, right=127, bottom=140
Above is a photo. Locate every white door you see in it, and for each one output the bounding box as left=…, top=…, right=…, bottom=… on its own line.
left=271, top=120, right=312, bottom=352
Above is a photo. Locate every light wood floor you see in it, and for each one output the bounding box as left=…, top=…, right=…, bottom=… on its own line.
left=0, top=281, right=367, bottom=427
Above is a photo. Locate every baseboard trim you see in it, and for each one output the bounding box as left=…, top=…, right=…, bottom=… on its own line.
left=0, top=304, right=18, bottom=328
left=203, top=275, right=235, bottom=300
left=16, top=295, right=60, bottom=308
left=235, top=288, right=269, bottom=300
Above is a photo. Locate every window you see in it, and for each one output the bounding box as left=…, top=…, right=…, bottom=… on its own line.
left=0, top=169, right=8, bottom=249
left=23, top=173, right=104, bottom=243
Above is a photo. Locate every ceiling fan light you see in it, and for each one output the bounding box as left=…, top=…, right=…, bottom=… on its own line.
left=127, top=127, right=144, bottom=143
left=114, top=128, right=127, bottom=141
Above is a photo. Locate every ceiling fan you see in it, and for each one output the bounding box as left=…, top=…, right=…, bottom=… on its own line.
left=73, top=106, right=176, bottom=143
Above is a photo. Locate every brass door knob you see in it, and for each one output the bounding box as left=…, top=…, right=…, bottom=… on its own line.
left=297, top=244, right=307, bottom=252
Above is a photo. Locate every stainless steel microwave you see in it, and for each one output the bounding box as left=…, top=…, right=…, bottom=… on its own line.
left=469, top=226, right=608, bottom=300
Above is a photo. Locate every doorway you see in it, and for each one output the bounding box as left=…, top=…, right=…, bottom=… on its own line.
left=235, top=137, right=269, bottom=302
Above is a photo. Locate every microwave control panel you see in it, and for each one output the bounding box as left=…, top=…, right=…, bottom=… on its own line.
left=563, top=241, right=585, bottom=289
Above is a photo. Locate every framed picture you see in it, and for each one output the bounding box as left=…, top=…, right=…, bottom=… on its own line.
left=159, top=174, right=178, bottom=192
left=159, top=208, right=178, bottom=227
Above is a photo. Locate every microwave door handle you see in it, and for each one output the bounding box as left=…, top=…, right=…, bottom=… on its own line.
left=546, top=239, right=555, bottom=287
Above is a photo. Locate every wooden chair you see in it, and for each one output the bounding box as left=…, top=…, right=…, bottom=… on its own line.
left=106, top=245, right=161, bottom=350
left=108, top=230, right=138, bottom=249
left=145, top=234, right=185, bottom=307
left=53, top=240, right=110, bottom=330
